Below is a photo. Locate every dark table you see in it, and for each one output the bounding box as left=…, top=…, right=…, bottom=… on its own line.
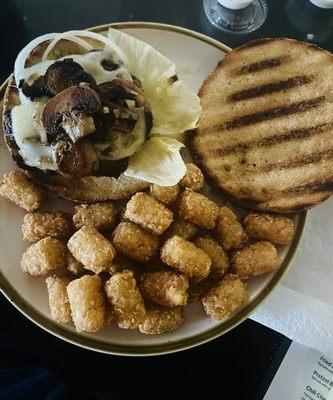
left=0, top=0, right=332, bottom=399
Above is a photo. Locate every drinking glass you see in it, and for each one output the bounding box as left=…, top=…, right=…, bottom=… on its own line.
left=203, top=0, right=268, bottom=34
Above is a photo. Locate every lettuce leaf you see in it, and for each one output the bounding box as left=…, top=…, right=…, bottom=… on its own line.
left=107, top=28, right=201, bottom=137
left=124, top=137, right=186, bottom=186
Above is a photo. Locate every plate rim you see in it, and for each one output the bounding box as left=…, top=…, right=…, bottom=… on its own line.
left=0, top=21, right=306, bottom=356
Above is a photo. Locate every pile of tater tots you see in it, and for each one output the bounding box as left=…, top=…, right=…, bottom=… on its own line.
left=0, top=164, right=295, bottom=335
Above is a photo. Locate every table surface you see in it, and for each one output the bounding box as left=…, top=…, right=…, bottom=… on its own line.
left=1, top=0, right=332, bottom=398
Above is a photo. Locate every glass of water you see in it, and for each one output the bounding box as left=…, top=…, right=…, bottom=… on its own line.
left=203, top=0, right=268, bottom=34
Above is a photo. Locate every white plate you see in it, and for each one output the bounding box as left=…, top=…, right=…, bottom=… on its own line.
left=0, top=22, right=305, bottom=356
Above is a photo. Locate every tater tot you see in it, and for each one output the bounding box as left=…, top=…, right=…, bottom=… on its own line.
left=214, top=206, right=248, bottom=250
left=112, top=222, right=159, bottom=262
left=104, top=305, right=115, bottom=326
left=118, top=205, right=128, bottom=222
left=243, top=213, right=294, bottom=245
left=73, top=202, right=117, bottom=231
left=67, top=275, right=106, bottom=333
left=160, top=235, right=211, bottom=282
left=68, top=226, right=116, bottom=274
left=0, top=170, right=45, bottom=211
left=22, top=212, right=73, bottom=243
left=66, top=251, right=85, bottom=276
left=232, top=241, right=279, bottom=279
left=109, top=253, right=142, bottom=280
left=21, top=237, right=67, bottom=277
left=168, top=217, right=197, bottom=240
left=195, top=235, right=229, bottom=279
left=179, top=163, right=204, bottom=191
left=105, top=270, right=145, bottom=329
left=46, top=275, right=72, bottom=323
left=140, top=271, right=189, bottom=307
left=125, top=193, right=173, bottom=235
left=139, top=304, right=183, bottom=335
left=150, top=184, right=179, bottom=205
left=202, top=274, right=247, bottom=320
left=179, top=189, right=219, bottom=230
left=188, top=279, right=214, bottom=303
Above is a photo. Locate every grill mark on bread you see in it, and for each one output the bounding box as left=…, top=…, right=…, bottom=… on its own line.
left=235, top=56, right=288, bottom=75
left=192, top=38, right=333, bottom=212
left=213, top=123, right=333, bottom=156
left=282, top=180, right=333, bottom=195
left=258, top=149, right=333, bottom=172
left=269, top=199, right=329, bottom=212
left=227, top=75, right=313, bottom=103
left=218, top=96, right=326, bottom=130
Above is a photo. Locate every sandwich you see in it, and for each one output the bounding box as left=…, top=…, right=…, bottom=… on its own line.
left=3, top=29, right=201, bottom=201
left=189, top=38, right=333, bottom=213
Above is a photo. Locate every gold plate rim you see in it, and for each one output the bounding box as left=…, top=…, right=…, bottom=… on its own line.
left=0, top=21, right=306, bottom=356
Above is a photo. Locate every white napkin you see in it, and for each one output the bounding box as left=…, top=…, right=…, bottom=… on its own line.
left=251, top=199, right=333, bottom=355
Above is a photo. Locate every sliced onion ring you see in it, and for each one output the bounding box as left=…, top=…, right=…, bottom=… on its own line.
left=14, top=32, right=60, bottom=82
left=42, top=32, right=94, bottom=61
left=14, top=30, right=125, bottom=84
left=61, top=30, right=126, bottom=59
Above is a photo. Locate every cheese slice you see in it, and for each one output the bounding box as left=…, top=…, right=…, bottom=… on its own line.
left=19, top=50, right=131, bottom=89
left=11, top=101, right=55, bottom=170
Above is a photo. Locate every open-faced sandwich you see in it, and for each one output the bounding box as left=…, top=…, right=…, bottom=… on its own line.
left=3, top=29, right=201, bottom=201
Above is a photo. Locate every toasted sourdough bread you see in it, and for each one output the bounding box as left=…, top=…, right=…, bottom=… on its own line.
left=2, top=39, right=149, bottom=202
left=189, top=38, right=333, bottom=213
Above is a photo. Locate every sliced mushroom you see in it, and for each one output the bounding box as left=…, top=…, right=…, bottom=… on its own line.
left=113, top=77, right=145, bottom=107
left=42, top=86, right=101, bottom=142
left=97, top=81, right=130, bottom=107
left=113, top=77, right=144, bottom=95
left=101, top=59, right=120, bottom=71
left=145, top=110, right=153, bottom=134
left=21, top=76, right=52, bottom=100
left=97, top=79, right=145, bottom=108
left=61, top=114, right=96, bottom=143
left=52, top=140, right=99, bottom=177
left=45, top=59, right=96, bottom=95
left=113, top=109, right=138, bottom=133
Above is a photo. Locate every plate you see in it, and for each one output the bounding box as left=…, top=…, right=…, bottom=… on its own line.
left=0, top=22, right=306, bottom=356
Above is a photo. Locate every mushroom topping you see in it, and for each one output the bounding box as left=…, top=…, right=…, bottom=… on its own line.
left=101, top=59, right=120, bottom=71
left=113, top=77, right=145, bottom=107
left=61, top=113, right=96, bottom=143
left=20, top=76, right=52, bottom=100
left=98, top=78, right=145, bottom=108
left=42, top=85, right=101, bottom=142
left=97, top=81, right=132, bottom=108
left=45, top=59, right=96, bottom=95
left=52, top=140, right=99, bottom=177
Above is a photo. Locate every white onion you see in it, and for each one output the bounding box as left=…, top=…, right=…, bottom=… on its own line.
left=59, top=30, right=126, bottom=60
left=42, top=32, right=93, bottom=61
left=14, top=32, right=60, bottom=83
left=14, top=29, right=126, bottom=85
left=11, top=29, right=136, bottom=171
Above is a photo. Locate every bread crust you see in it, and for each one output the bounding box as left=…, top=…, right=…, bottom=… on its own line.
left=190, top=38, right=333, bottom=213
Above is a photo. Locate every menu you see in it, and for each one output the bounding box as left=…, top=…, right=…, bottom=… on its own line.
left=264, top=342, right=333, bottom=400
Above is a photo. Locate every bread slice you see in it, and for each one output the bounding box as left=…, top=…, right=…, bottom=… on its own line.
left=189, top=38, right=333, bottom=213
left=2, top=39, right=149, bottom=202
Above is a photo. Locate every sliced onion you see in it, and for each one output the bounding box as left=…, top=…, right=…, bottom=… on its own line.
left=42, top=32, right=94, bottom=61
left=19, top=60, right=54, bottom=82
left=15, top=30, right=126, bottom=84
left=60, top=30, right=126, bottom=60
left=14, top=33, right=60, bottom=82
